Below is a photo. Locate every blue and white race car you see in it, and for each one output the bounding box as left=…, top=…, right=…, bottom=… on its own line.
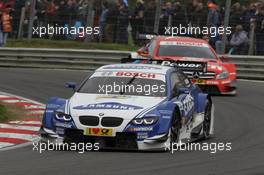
left=40, top=64, right=214, bottom=151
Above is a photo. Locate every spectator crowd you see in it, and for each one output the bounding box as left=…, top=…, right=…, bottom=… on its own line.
left=0, top=0, right=264, bottom=55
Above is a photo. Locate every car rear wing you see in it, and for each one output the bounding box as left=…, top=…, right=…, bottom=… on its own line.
left=121, top=51, right=150, bottom=63
left=137, top=34, right=157, bottom=40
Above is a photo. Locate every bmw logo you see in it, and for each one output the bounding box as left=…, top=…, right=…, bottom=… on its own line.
left=99, top=113, right=104, bottom=116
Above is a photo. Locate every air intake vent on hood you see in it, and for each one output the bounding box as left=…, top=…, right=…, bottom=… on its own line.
left=79, top=116, right=99, bottom=126
left=101, top=117, right=123, bottom=127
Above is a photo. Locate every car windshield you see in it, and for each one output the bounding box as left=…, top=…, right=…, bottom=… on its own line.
left=78, top=76, right=167, bottom=97
left=157, top=44, right=216, bottom=59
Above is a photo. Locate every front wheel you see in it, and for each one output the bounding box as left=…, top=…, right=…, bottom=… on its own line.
left=202, top=100, right=212, bottom=139
left=169, top=110, right=181, bottom=149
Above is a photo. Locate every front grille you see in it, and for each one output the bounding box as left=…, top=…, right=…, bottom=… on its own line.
left=101, top=117, right=123, bottom=127
left=115, top=132, right=138, bottom=149
left=79, top=116, right=99, bottom=126
left=65, top=130, right=138, bottom=149
left=184, top=71, right=216, bottom=79
left=198, top=85, right=220, bottom=94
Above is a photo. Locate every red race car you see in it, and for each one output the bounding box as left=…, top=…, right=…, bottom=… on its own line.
left=128, top=35, right=237, bottom=95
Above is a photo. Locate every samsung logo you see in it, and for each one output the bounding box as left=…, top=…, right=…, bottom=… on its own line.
left=73, top=102, right=143, bottom=110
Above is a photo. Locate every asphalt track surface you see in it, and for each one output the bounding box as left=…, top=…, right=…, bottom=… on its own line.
left=0, top=68, right=264, bottom=175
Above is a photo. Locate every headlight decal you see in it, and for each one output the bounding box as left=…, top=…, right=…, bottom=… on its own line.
left=131, top=116, right=158, bottom=125
left=55, top=111, right=73, bottom=121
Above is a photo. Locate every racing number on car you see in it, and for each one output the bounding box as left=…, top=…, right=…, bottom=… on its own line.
left=182, top=94, right=194, bottom=116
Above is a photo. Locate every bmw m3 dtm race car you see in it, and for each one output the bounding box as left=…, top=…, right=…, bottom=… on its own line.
left=125, top=35, right=237, bottom=95
left=40, top=64, right=214, bottom=151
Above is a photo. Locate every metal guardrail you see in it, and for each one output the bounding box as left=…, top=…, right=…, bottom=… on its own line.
left=0, top=48, right=263, bottom=80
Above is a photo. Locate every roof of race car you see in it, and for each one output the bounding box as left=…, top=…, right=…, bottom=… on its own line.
left=97, top=64, right=171, bottom=74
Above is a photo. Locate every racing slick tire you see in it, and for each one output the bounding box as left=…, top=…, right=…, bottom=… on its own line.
left=202, top=99, right=212, bottom=139
left=169, top=109, right=182, bottom=150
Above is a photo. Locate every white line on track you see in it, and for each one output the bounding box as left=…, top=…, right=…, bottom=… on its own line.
left=28, top=111, right=44, bottom=114
left=238, top=79, right=264, bottom=83
left=24, top=105, right=45, bottom=109
left=0, top=92, right=44, bottom=106
left=0, top=95, right=9, bottom=98
left=0, top=100, right=21, bottom=103
left=8, top=121, right=42, bottom=125
left=0, top=133, right=39, bottom=141
left=0, top=124, right=40, bottom=131
left=0, top=142, right=14, bottom=149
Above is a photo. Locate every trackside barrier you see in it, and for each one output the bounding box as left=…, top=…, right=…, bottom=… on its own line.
left=0, top=48, right=263, bottom=80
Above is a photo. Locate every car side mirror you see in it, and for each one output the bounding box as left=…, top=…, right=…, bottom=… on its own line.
left=65, top=82, right=76, bottom=91
left=178, top=87, right=190, bottom=94
left=219, top=55, right=229, bottom=63
left=137, top=50, right=149, bottom=57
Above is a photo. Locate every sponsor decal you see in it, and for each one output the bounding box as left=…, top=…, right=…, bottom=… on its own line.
left=192, top=79, right=206, bottom=85
left=162, top=115, right=171, bottom=119
left=103, top=65, right=162, bottom=70
left=174, top=95, right=194, bottom=116
left=182, top=95, right=194, bottom=115
left=159, top=61, right=207, bottom=72
left=161, top=61, right=203, bottom=69
left=45, top=109, right=55, bottom=113
left=116, top=72, right=156, bottom=79
left=137, top=132, right=149, bottom=139
left=209, top=65, right=223, bottom=71
left=73, top=102, right=143, bottom=110
left=221, top=80, right=231, bottom=84
left=160, top=41, right=208, bottom=47
left=206, top=81, right=219, bottom=85
left=85, top=128, right=113, bottom=136
left=128, top=127, right=153, bottom=132
left=159, top=110, right=173, bottom=115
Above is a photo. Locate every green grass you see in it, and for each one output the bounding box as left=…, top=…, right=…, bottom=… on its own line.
left=6, top=38, right=138, bottom=51
left=0, top=104, right=8, bottom=122
left=0, top=102, right=28, bottom=122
